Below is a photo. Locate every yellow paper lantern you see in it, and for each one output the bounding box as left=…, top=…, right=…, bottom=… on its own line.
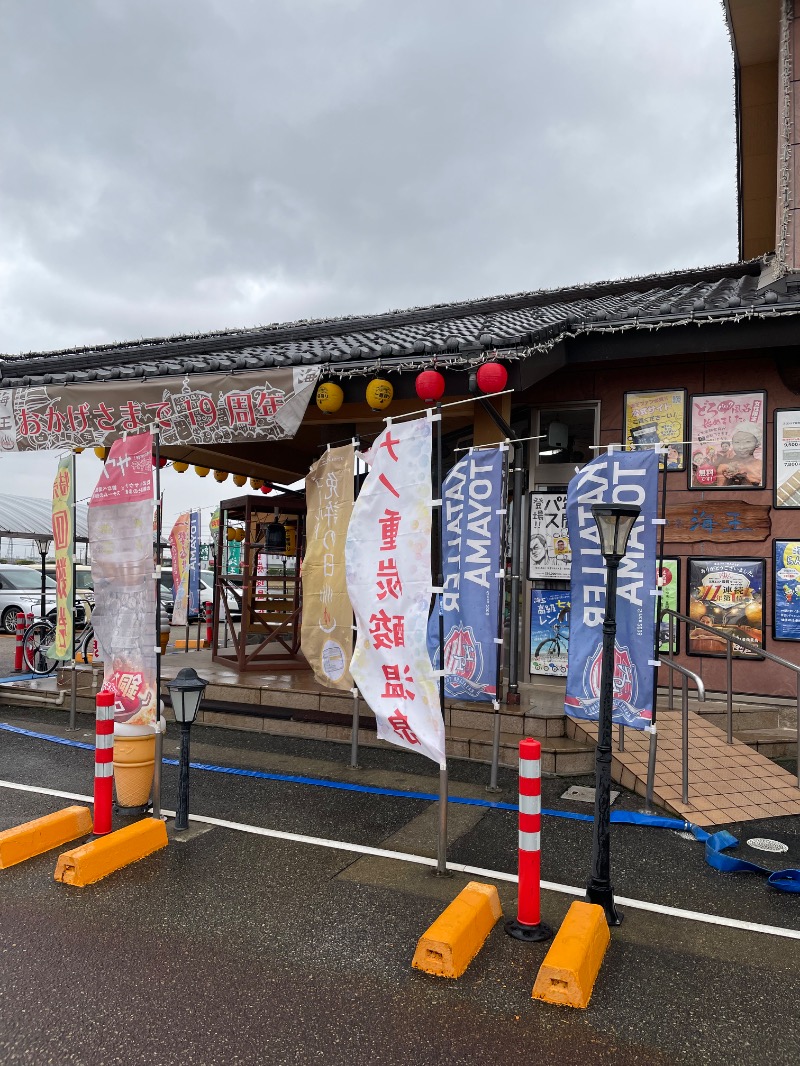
left=315, top=381, right=344, bottom=414
left=227, top=527, right=236, bottom=542
left=236, top=527, right=246, bottom=542
left=366, top=378, right=393, bottom=411
left=173, top=461, right=189, bottom=473
left=194, top=465, right=210, bottom=478
left=232, top=474, right=247, bottom=487
left=94, top=446, right=108, bottom=460
left=73, top=447, right=84, bottom=454
left=213, top=470, right=229, bottom=483
left=250, top=477, right=264, bottom=490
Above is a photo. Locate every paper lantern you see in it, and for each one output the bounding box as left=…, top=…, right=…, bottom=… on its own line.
left=152, top=456, right=168, bottom=468
left=249, top=477, right=264, bottom=490
left=94, top=446, right=108, bottom=460
left=475, top=362, right=508, bottom=394
left=366, top=378, right=393, bottom=411
left=73, top=447, right=84, bottom=454
left=173, top=461, right=189, bottom=473
left=226, top=527, right=236, bottom=542
left=232, top=473, right=247, bottom=487
left=213, top=470, right=229, bottom=483
left=259, top=484, right=273, bottom=494
left=316, top=381, right=344, bottom=414
left=194, top=465, right=210, bottom=478
left=415, top=369, right=445, bottom=403
left=235, top=527, right=246, bottom=542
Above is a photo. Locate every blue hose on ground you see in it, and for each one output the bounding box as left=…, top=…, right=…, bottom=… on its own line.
left=2, top=721, right=799, bottom=891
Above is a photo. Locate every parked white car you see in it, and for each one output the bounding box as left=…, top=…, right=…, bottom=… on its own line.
left=0, top=565, right=58, bottom=633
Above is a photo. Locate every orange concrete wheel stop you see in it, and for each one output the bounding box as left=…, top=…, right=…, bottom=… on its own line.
left=113, top=733, right=156, bottom=808
left=172, top=638, right=207, bottom=650
left=412, top=881, right=502, bottom=978
left=532, top=901, right=610, bottom=1008
left=54, top=818, right=168, bottom=886
left=0, top=806, right=93, bottom=869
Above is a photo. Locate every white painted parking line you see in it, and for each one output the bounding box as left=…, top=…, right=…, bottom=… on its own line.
left=1, top=776, right=798, bottom=941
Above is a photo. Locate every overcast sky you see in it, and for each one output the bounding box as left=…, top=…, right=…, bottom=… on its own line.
left=0, top=0, right=737, bottom=527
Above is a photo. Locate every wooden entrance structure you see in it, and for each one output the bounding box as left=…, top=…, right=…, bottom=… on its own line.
left=211, top=491, right=306, bottom=671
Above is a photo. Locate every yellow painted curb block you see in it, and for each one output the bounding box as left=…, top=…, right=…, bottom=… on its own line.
left=172, top=638, right=207, bottom=650
left=0, top=806, right=93, bottom=869
left=54, top=817, right=168, bottom=886
left=532, top=900, right=610, bottom=1008
left=412, top=881, right=502, bottom=978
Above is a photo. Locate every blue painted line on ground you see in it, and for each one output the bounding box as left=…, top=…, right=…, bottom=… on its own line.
left=0, top=721, right=688, bottom=829
left=0, top=673, right=41, bottom=684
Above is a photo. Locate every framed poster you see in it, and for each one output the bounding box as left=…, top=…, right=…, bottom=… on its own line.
left=656, top=558, right=680, bottom=654
left=530, top=590, right=570, bottom=676
left=773, top=539, right=800, bottom=640
left=528, top=491, right=571, bottom=579
left=689, top=391, right=766, bottom=490
left=687, top=558, right=764, bottom=658
left=623, top=389, right=686, bottom=471
left=774, top=409, right=800, bottom=508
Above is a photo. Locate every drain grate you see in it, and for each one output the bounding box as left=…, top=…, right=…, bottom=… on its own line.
left=745, top=837, right=789, bottom=854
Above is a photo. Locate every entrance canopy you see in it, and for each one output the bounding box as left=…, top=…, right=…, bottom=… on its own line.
left=0, top=493, right=89, bottom=543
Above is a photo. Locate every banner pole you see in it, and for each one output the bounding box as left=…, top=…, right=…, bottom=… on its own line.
left=644, top=448, right=668, bottom=810
left=152, top=432, right=163, bottom=821
left=488, top=441, right=511, bottom=793
left=434, top=400, right=449, bottom=876
left=349, top=440, right=361, bottom=770
left=68, top=450, right=78, bottom=732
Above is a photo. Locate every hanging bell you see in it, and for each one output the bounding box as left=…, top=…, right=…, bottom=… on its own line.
left=266, top=518, right=286, bottom=552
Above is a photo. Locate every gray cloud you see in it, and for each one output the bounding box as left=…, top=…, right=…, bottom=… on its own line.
left=0, top=0, right=736, bottom=355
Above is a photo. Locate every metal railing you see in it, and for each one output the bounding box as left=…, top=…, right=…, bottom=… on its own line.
left=662, top=607, right=800, bottom=788
left=651, top=656, right=705, bottom=807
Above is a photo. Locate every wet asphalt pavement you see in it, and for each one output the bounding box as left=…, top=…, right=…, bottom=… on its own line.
left=1, top=704, right=799, bottom=1066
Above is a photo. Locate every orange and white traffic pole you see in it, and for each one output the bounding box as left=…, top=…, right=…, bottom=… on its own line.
left=93, top=691, right=114, bottom=835
left=505, top=737, right=552, bottom=942
left=14, top=612, right=25, bottom=671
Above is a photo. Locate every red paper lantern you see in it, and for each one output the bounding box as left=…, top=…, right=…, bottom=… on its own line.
left=415, top=369, right=445, bottom=403
left=475, top=361, right=508, bottom=394
left=152, top=455, right=168, bottom=468
left=260, top=484, right=273, bottom=494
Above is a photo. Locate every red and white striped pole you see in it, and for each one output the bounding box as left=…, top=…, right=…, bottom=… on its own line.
left=14, top=612, right=25, bottom=671
left=505, top=737, right=552, bottom=942
left=93, top=691, right=114, bottom=835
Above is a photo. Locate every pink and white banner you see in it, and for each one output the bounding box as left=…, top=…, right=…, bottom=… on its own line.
left=88, top=433, right=157, bottom=726
left=345, top=416, right=445, bottom=767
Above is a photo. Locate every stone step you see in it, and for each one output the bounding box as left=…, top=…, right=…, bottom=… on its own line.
left=734, top=728, right=798, bottom=760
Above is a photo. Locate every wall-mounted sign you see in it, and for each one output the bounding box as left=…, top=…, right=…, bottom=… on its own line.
left=657, top=558, right=680, bottom=654
left=530, top=591, right=570, bottom=677
left=773, top=539, right=800, bottom=641
left=689, top=391, right=766, bottom=490
left=774, top=409, right=800, bottom=508
left=687, top=557, right=764, bottom=658
left=664, top=500, right=770, bottom=543
left=528, top=491, right=570, bottom=579
left=623, top=389, right=686, bottom=470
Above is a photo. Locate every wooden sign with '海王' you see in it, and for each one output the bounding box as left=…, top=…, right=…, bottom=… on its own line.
left=664, top=500, right=771, bottom=543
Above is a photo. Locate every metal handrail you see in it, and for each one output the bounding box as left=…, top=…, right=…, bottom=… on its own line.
left=646, top=656, right=705, bottom=808
left=661, top=607, right=800, bottom=788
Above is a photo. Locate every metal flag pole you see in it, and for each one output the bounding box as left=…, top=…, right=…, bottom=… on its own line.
left=68, top=450, right=78, bottom=732
left=152, top=431, right=163, bottom=820
left=645, top=447, right=669, bottom=810
left=433, top=401, right=449, bottom=876
left=487, top=441, right=511, bottom=793
left=349, top=439, right=361, bottom=770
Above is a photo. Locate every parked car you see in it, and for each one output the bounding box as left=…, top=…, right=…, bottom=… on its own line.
left=159, top=570, right=240, bottom=622
left=0, top=565, right=58, bottom=633
left=45, top=563, right=94, bottom=614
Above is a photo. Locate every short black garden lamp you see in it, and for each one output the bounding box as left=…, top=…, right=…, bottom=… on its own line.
left=168, top=667, right=208, bottom=831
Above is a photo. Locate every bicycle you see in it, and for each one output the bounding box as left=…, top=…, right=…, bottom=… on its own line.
left=23, top=611, right=95, bottom=676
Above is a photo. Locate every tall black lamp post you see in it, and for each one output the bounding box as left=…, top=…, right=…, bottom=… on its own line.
left=167, top=667, right=208, bottom=831
left=587, top=503, right=641, bottom=927
left=33, top=534, right=53, bottom=620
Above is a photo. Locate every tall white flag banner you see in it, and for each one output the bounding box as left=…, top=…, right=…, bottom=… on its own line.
left=345, top=416, right=446, bottom=767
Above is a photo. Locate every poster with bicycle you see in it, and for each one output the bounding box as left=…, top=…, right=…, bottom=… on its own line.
left=530, top=590, right=570, bottom=676
left=529, top=491, right=571, bottom=580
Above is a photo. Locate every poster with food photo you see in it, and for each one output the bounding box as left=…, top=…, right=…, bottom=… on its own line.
left=687, top=558, right=764, bottom=658
left=624, top=389, right=686, bottom=471
left=689, top=392, right=766, bottom=490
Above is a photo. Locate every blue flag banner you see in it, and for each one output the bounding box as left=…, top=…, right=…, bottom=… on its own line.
left=564, top=450, right=658, bottom=730
left=427, top=447, right=505, bottom=702
left=188, top=510, right=201, bottom=618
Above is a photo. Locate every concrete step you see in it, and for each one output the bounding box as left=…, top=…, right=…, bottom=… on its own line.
left=734, top=728, right=798, bottom=759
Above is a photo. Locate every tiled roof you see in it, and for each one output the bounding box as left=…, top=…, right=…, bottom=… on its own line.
left=1, top=259, right=797, bottom=388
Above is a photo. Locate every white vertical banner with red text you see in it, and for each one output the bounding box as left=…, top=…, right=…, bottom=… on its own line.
left=88, top=433, right=158, bottom=726
left=345, top=416, right=445, bottom=767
